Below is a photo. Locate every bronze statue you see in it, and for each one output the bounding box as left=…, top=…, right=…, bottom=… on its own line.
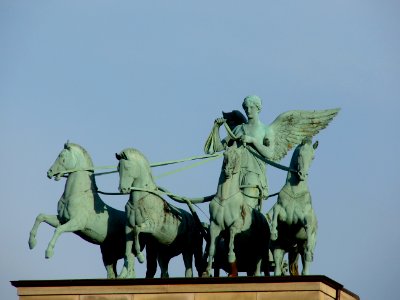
left=204, top=95, right=339, bottom=210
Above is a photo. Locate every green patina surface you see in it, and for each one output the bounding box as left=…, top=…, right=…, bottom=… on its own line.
left=29, top=95, right=339, bottom=278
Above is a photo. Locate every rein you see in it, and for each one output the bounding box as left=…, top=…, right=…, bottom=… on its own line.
left=53, top=152, right=223, bottom=178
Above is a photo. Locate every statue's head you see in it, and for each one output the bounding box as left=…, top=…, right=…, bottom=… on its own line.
left=242, top=95, right=262, bottom=111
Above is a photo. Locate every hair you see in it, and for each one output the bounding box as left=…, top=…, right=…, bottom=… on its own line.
left=242, top=95, right=262, bottom=111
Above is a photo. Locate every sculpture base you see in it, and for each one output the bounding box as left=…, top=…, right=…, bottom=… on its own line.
left=11, top=276, right=359, bottom=300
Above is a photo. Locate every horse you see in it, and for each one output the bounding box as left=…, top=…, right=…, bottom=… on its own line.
left=115, top=148, right=204, bottom=278
left=203, top=143, right=270, bottom=277
left=28, top=142, right=144, bottom=278
left=269, top=138, right=318, bottom=275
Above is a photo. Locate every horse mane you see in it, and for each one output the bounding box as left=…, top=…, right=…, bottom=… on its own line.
left=65, top=143, right=101, bottom=196
left=120, top=148, right=156, bottom=183
left=67, top=143, right=94, bottom=169
left=286, top=145, right=301, bottom=183
left=286, top=138, right=313, bottom=183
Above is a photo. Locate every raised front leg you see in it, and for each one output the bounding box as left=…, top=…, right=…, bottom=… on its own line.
left=271, top=203, right=285, bottom=241
left=133, top=225, right=145, bottom=264
left=45, top=217, right=85, bottom=259
left=28, top=214, right=60, bottom=250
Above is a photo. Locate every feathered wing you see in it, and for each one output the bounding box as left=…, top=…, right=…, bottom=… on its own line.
left=268, top=108, right=340, bottom=161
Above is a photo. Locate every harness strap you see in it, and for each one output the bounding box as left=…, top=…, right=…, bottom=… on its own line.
left=154, top=153, right=222, bottom=179
left=54, top=153, right=223, bottom=177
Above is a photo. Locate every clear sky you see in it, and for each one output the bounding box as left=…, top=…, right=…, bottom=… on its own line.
left=1, top=1, right=399, bottom=300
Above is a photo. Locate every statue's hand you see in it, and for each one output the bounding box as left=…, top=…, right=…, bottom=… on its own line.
left=214, top=117, right=226, bottom=126
left=241, top=135, right=255, bottom=145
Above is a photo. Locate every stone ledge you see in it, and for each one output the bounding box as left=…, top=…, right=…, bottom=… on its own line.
left=11, top=276, right=359, bottom=300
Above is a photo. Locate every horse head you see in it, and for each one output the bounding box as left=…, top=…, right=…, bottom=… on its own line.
left=116, top=148, right=153, bottom=194
left=47, top=141, right=93, bottom=181
left=222, top=144, right=242, bottom=180
left=293, top=138, right=318, bottom=181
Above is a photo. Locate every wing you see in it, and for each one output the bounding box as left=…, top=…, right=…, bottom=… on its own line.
left=268, top=108, right=340, bottom=161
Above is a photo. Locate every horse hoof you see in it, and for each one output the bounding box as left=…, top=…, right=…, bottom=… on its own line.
left=28, top=238, right=37, bottom=249
left=271, top=233, right=278, bottom=241
left=118, top=268, right=128, bottom=278
left=137, top=253, right=145, bottom=264
left=45, top=249, right=54, bottom=259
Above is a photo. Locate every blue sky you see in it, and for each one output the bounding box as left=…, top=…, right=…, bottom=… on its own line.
left=1, top=1, right=399, bottom=299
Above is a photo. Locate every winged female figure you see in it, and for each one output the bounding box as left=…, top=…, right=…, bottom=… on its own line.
left=204, top=95, right=339, bottom=210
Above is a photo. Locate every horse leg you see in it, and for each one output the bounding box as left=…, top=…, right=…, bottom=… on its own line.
left=104, top=264, right=117, bottom=279
left=288, top=247, right=299, bottom=276
left=204, top=222, right=221, bottom=277
left=158, top=254, right=170, bottom=278
left=100, top=246, right=118, bottom=279
left=271, top=204, right=283, bottom=241
left=300, top=246, right=310, bottom=275
left=45, top=217, right=84, bottom=259
left=182, top=250, right=194, bottom=278
left=145, top=240, right=158, bottom=278
left=28, top=214, right=60, bottom=250
left=302, top=213, right=317, bottom=275
left=118, top=225, right=136, bottom=278
left=228, top=224, right=241, bottom=277
left=193, top=233, right=205, bottom=277
left=253, top=258, right=262, bottom=276
left=273, top=248, right=285, bottom=276
left=302, top=226, right=317, bottom=275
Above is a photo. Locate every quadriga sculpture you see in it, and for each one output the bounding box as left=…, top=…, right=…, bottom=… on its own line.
left=269, top=138, right=318, bottom=275
left=116, top=148, right=204, bottom=278
left=28, top=142, right=137, bottom=278
left=204, top=143, right=270, bottom=277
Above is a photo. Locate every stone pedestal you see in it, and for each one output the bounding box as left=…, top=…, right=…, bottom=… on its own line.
left=11, top=276, right=359, bottom=300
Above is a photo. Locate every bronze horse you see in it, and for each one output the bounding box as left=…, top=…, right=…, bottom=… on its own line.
left=269, top=138, right=319, bottom=275
left=204, top=144, right=270, bottom=277
left=28, top=142, right=140, bottom=278
left=116, top=148, right=205, bottom=278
